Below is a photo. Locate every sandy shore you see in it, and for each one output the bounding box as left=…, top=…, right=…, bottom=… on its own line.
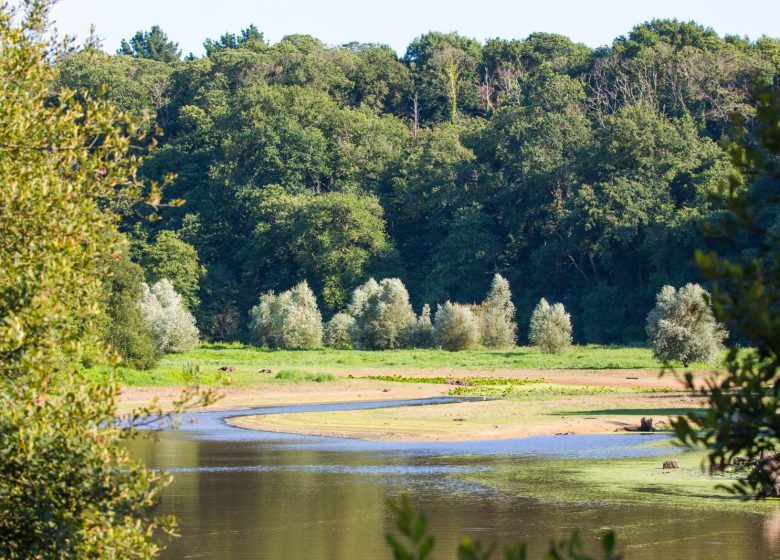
left=226, top=389, right=702, bottom=441
left=118, top=367, right=705, bottom=441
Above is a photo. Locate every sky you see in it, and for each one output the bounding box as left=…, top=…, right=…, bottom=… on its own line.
left=51, top=0, right=780, bottom=56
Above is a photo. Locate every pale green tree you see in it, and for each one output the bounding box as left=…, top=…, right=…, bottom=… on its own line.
left=481, top=273, right=517, bottom=348
left=324, top=312, right=355, bottom=349
left=139, top=279, right=200, bottom=354
left=348, top=278, right=416, bottom=349
left=434, top=302, right=480, bottom=351
left=529, top=298, right=572, bottom=354
left=645, top=283, right=726, bottom=366
left=249, top=281, right=323, bottom=349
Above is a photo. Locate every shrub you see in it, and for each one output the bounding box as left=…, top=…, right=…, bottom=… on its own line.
left=407, top=304, right=436, bottom=348
left=139, top=279, right=200, bottom=354
left=645, top=283, right=727, bottom=366
left=529, top=298, right=572, bottom=354
left=481, top=273, right=517, bottom=348
left=324, top=313, right=355, bottom=349
left=433, top=302, right=480, bottom=351
left=348, top=278, right=416, bottom=349
left=102, top=257, right=161, bottom=369
left=248, top=280, right=323, bottom=349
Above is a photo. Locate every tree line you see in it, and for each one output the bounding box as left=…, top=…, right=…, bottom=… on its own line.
left=55, top=20, right=780, bottom=349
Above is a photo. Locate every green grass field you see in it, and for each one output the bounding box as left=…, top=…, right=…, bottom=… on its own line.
left=95, top=343, right=716, bottom=387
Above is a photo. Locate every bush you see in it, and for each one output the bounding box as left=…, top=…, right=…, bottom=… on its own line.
left=348, top=278, right=416, bottom=349
left=433, top=302, right=480, bottom=351
left=481, top=273, right=517, bottom=348
left=645, top=283, right=727, bottom=366
left=324, top=313, right=355, bottom=349
left=407, top=304, right=436, bottom=348
left=529, top=298, right=572, bottom=354
left=248, top=280, right=323, bottom=349
left=139, top=279, right=200, bottom=354
left=102, top=257, right=161, bottom=369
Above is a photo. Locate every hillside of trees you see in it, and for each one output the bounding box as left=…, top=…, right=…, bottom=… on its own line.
left=56, top=21, right=780, bottom=345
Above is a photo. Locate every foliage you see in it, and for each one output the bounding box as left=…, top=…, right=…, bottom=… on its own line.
left=137, top=230, right=204, bottom=310
left=274, top=369, right=335, bottom=382
left=119, top=25, right=181, bottom=63
left=64, top=19, right=780, bottom=343
left=0, top=3, right=200, bottom=556
left=140, top=279, right=200, bottom=353
left=674, top=84, right=780, bottom=497
left=529, top=299, right=573, bottom=354
left=386, top=495, right=621, bottom=560
left=407, top=304, right=436, bottom=348
left=481, top=273, right=517, bottom=348
left=245, top=187, right=392, bottom=313
left=102, top=256, right=161, bottom=369
left=348, top=278, right=416, bottom=349
left=248, top=281, right=324, bottom=349
left=433, top=302, right=480, bottom=351
left=645, top=283, right=726, bottom=366
left=323, top=312, right=355, bottom=349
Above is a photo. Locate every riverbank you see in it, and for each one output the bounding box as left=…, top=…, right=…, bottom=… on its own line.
left=225, top=386, right=702, bottom=441
left=111, top=343, right=718, bottom=439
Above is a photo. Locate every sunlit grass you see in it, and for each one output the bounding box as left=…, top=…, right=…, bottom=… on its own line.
left=96, top=343, right=719, bottom=387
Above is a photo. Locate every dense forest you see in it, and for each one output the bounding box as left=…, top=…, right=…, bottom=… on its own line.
left=56, top=20, right=780, bottom=345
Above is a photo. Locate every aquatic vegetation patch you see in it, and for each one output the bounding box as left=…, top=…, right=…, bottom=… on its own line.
left=275, top=369, right=336, bottom=382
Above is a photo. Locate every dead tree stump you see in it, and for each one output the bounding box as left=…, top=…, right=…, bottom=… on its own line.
left=639, top=417, right=654, bottom=432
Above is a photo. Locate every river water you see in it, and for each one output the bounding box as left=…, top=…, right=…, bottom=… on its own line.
left=128, top=398, right=780, bottom=559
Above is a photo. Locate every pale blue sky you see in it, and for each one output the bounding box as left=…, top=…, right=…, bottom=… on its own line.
left=51, top=0, right=780, bottom=56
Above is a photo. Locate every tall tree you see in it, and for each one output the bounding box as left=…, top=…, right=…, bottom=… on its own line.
left=119, top=25, right=181, bottom=63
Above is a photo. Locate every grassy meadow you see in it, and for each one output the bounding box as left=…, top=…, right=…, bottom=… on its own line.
left=100, top=343, right=715, bottom=387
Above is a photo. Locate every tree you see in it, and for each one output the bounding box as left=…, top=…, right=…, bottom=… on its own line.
left=645, top=283, right=726, bottom=366
left=119, top=25, right=181, bottom=63
left=481, top=274, right=517, bottom=348
left=102, top=256, right=161, bottom=369
left=138, top=230, right=204, bottom=310
left=434, top=302, right=480, bottom=351
left=529, top=299, right=572, bottom=353
left=348, top=278, right=416, bottom=350
left=0, top=3, right=195, bottom=556
left=139, top=279, right=200, bottom=354
left=324, top=312, right=355, bottom=349
left=204, top=24, right=266, bottom=55
left=245, top=187, right=392, bottom=313
left=674, top=85, right=780, bottom=497
left=248, top=281, right=323, bottom=349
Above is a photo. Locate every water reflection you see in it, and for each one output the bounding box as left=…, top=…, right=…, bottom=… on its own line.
left=126, top=400, right=778, bottom=559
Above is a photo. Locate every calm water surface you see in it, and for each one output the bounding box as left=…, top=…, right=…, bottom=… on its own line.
left=128, top=398, right=780, bottom=559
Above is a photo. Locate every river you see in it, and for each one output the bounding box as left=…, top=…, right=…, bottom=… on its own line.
left=127, top=398, right=780, bottom=559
